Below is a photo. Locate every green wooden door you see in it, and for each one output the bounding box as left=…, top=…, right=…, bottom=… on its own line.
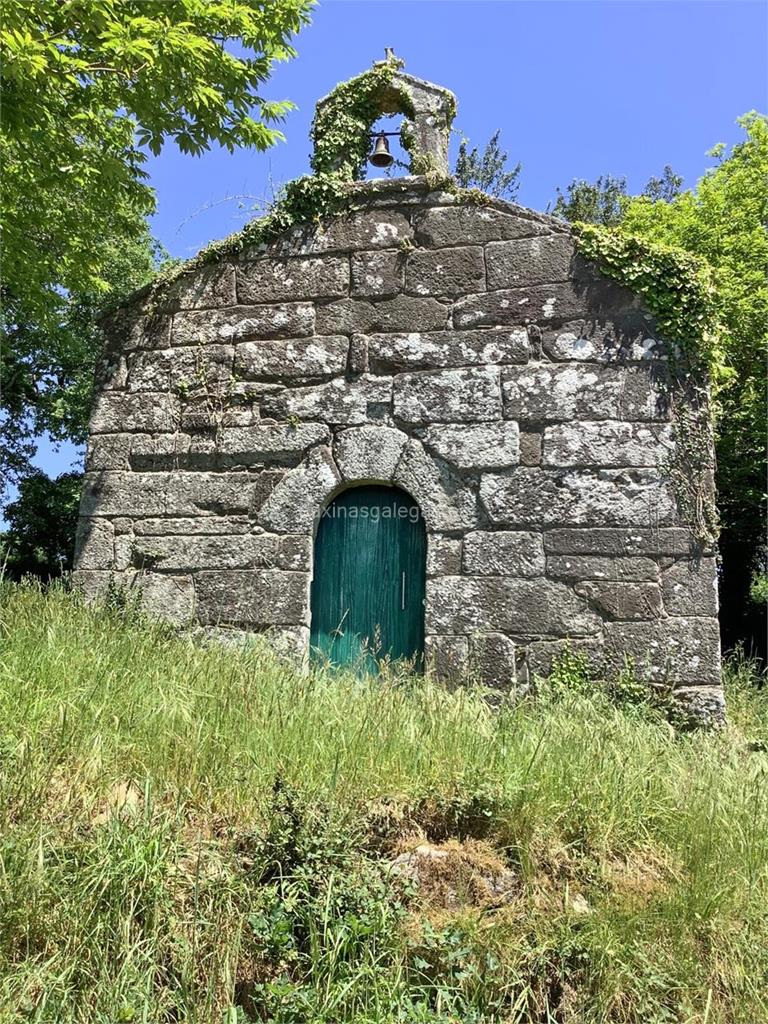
left=310, top=485, right=426, bottom=671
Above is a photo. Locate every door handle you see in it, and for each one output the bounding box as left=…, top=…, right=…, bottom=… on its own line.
left=401, top=571, right=406, bottom=611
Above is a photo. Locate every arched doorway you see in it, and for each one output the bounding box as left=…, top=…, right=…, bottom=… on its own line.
left=310, top=484, right=426, bottom=670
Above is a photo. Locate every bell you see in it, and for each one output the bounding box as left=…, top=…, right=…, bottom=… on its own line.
left=369, top=133, right=394, bottom=169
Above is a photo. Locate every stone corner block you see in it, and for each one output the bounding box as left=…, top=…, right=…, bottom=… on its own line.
left=164, top=263, right=236, bottom=311
left=73, top=518, right=115, bottom=571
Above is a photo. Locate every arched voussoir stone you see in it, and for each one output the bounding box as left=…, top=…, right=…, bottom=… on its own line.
left=257, top=446, right=341, bottom=535
left=333, top=425, right=409, bottom=483
left=393, top=439, right=478, bottom=533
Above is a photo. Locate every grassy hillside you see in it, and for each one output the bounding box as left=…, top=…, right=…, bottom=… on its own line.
left=0, top=581, right=766, bottom=1023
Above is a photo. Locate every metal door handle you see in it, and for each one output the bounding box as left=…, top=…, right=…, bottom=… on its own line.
left=401, top=571, right=406, bottom=610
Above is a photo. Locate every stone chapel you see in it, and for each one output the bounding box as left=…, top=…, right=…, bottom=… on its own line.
left=73, top=56, right=723, bottom=719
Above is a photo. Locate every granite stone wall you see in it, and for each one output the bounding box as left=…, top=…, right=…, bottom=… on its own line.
left=74, top=177, right=722, bottom=717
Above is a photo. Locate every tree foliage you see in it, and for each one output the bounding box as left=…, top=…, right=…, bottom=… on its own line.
left=454, top=130, right=521, bottom=200
left=1, top=224, right=168, bottom=499
left=551, top=174, right=629, bottom=226
left=621, top=113, right=768, bottom=654
left=0, top=471, right=82, bottom=579
left=1, top=0, right=312, bottom=501
left=551, top=166, right=684, bottom=226
left=0, top=0, right=313, bottom=324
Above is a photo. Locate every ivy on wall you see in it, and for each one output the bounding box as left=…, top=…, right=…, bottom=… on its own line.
left=573, top=224, right=725, bottom=388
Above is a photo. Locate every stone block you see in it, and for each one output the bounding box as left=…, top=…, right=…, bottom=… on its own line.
left=393, top=440, right=477, bottom=532
left=113, top=535, right=133, bottom=571
left=99, top=305, right=171, bottom=355
left=164, top=264, right=236, bottom=310
left=268, top=625, right=311, bottom=667
left=486, top=236, right=574, bottom=290
left=454, top=272, right=639, bottom=329
left=351, top=250, right=404, bottom=298
left=420, top=422, right=519, bottom=469
left=518, top=431, right=542, bottom=466
left=541, top=319, right=668, bottom=363
left=178, top=399, right=219, bottom=433
left=462, top=531, right=544, bottom=578
left=453, top=282, right=587, bottom=329
left=172, top=303, right=315, bottom=345
left=234, top=336, right=349, bottom=381
left=542, top=422, right=674, bottom=468
left=333, top=425, right=409, bottom=482
left=72, top=569, right=116, bottom=602
left=133, top=572, right=197, bottom=622
left=546, top=555, right=659, bottom=582
left=95, top=352, right=128, bottom=391
left=127, top=345, right=234, bottom=393
left=367, top=328, right=530, bottom=372
left=661, top=558, right=719, bottom=617
left=128, top=533, right=310, bottom=573
left=80, top=471, right=256, bottom=518
left=257, top=446, right=341, bottom=533
left=85, top=435, right=133, bottom=472
left=262, top=375, right=392, bottom=426
left=426, top=576, right=601, bottom=636
left=470, top=632, right=517, bottom=688
left=426, top=535, right=462, bottom=576
left=302, top=209, right=412, bottom=252
left=413, top=205, right=552, bottom=247
left=393, top=367, right=501, bottom=424
left=519, top=638, right=603, bottom=679
left=601, top=618, right=721, bottom=686
left=128, top=433, right=192, bottom=471
left=216, top=422, right=330, bottom=463
left=480, top=468, right=678, bottom=528
left=574, top=581, right=663, bottom=620
left=133, top=516, right=252, bottom=536
left=406, top=246, right=485, bottom=297
left=424, top=635, right=469, bottom=679
left=250, top=469, right=286, bottom=514
left=502, top=365, right=669, bottom=422
left=89, top=392, right=180, bottom=434
left=348, top=334, right=369, bottom=374
left=73, top=518, right=115, bottom=570
left=543, top=527, right=705, bottom=557
left=237, top=256, right=349, bottom=303
left=196, top=569, right=310, bottom=626
left=672, top=686, right=727, bottom=729
left=315, top=296, right=449, bottom=335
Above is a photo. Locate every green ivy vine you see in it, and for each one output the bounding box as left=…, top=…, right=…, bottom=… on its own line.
left=573, top=224, right=725, bottom=385
left=310, top=55, right=415, bottom=180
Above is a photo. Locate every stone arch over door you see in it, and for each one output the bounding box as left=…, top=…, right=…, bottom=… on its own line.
left=310, top=483, right=426, bottom=670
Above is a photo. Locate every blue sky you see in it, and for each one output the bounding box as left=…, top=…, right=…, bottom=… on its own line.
left=24, top=0, right=768, bottom=493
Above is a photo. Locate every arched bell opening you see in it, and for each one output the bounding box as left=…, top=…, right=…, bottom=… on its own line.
left=309, top=483, right=426, bottom=673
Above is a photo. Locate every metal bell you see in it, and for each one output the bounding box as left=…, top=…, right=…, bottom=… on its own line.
left=369, top=133, right=394, bottom=169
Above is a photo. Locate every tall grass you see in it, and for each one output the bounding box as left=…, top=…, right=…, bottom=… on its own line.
left=0, top=580, right=766, bottom=1023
